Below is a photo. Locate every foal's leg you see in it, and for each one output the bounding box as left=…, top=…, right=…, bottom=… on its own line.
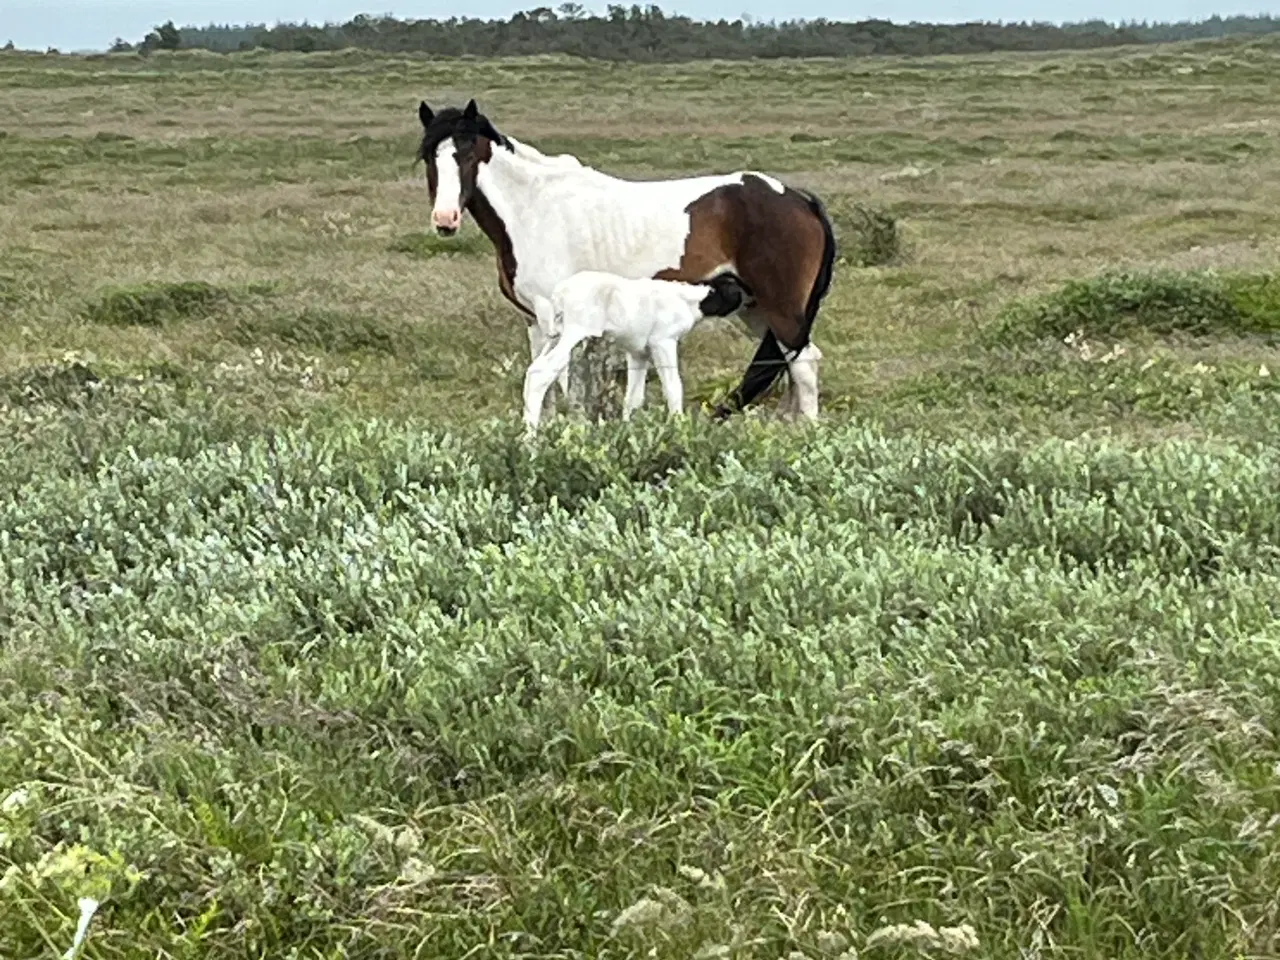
left=526, top=310, right=561, bottom=422
left=622, top=350, right=650, bottom=421
left=523, top=331, right=587, bottom=433
left=648, top=339, right=684, bottom=415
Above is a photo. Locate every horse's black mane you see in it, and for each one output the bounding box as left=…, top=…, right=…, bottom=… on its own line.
left=416, top=104, right=512, bottom=164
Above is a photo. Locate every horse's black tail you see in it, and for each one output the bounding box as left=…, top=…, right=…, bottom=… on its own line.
left=799, top=189, right=837, bottom=340
left=714, top=189, right=837, bottom=419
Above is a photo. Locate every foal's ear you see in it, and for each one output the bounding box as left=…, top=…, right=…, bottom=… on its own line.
left=418, top=101, right=434, bottom=128
left=463, top=99, right=478, bottom=120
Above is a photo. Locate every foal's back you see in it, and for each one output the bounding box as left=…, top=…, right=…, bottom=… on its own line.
left=554, top=271, right=698, bottom=306
left=553, top=271, right=705, bottom=339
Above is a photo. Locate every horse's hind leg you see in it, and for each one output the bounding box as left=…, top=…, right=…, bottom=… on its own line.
left=722, top=188, right=831, bottom=421
left=782, top=342, right=822, bottom=420
left=719, top=304, right=818, bottom=420
left=730, top=199, right=830, bottom=422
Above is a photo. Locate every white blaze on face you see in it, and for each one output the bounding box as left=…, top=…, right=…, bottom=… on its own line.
left=432, top=140, right=463, bottom=232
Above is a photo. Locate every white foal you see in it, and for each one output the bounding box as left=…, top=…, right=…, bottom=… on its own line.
left=523, top=271, right=748, bottom=433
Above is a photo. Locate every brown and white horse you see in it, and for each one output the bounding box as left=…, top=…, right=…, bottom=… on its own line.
left=416, top=98, right=836, bottom=420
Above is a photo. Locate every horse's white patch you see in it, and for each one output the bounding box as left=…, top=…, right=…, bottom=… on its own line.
left=785, top=342, right=822, bottom=420
left=700, top=262, right=738, bottom=281
left=509, top=136, right=581, bottom=169
left=431, top=141, right=463, bottom=224
left=745, top=171, right=787, bottom=194
left=475, top=146, right=760, bottom=313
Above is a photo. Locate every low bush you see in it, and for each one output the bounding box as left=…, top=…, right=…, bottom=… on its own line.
left=840, top=203, right=903, bottom=267
left=230, top=307, right=398, bottom=354
left=83, top=281, right=233, bottom=327
left=0, top=360, right=103, bottom=406
left=887, top=350, right=1280, bottom=428
left=82, top=280, right=278, bottom=327
left=987, top=269, right=1280, bottom=344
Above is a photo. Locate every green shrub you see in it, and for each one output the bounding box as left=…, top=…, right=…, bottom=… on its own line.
left=0, top=269, right=49, bottom=307
left=0, top=274, right=21, bottom=305
left=840, top=203, right=903, bottom=267
left=0, top=361, right=102, bottom=406
left=891, top=350, right=1278, bottom=416
left=987, top=269, right=1280, bottom=344
left=230, top=307, right=397, bottom=354
left=84, top=280, right=232, bottom=326
left=1224, top=272, right=1280, bottom=330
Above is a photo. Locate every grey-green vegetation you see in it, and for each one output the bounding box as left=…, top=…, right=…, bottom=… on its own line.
left=2, top=34, right=1280, bottom=960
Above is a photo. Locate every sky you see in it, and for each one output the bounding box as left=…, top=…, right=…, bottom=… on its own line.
left=4, top=0, right=1276, bottom=52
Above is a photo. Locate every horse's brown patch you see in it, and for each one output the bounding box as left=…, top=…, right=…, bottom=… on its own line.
left=655, top=190, right=735, bottom=282
left=654, top=175, right=836, bottom=416
left=661, top=176, right=829, bottom=352
left=468, top=184, right=529, bottom=320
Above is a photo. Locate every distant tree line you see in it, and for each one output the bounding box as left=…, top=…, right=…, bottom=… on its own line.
left=107, top=7, right=1280, bottom=62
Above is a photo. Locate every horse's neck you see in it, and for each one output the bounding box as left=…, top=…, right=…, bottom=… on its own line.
left=508, top=136, right=583, bottom=169
left=474, top=144, right=603, bottom=229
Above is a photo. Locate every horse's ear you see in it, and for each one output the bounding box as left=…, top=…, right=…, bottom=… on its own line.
left=418, top=101, right=434, bottom=128
left=463, top=99, right=478, bottom=120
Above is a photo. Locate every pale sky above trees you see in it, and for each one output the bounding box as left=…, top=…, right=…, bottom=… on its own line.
left=6, top=0, right=1272, bottom=51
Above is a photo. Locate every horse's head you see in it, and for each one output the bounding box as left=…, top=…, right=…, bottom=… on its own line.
left=416, top=98, right=510, bottom=237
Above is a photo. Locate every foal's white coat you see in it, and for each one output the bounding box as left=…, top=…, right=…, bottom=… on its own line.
left=522, top=271, right=728, bottom=432
left=429, top=135, right=821, bottom=418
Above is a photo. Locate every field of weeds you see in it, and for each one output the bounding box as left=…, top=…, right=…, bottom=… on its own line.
left=2, top=35, right=1280, bottom=960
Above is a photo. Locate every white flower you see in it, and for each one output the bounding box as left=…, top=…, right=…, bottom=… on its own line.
left=63, top=897, right=100, bottom=959
left=0, top=787, right=30, bottom=813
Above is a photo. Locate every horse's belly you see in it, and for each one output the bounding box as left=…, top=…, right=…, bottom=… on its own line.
left=593, top=210, right=699, bottom=277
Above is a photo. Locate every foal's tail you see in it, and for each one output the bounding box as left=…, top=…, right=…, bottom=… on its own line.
left=715, top=189, right=837, bottom=418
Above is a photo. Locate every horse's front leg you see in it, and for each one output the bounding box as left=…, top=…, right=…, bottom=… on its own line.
left=526, top=305, right=561, bottom=423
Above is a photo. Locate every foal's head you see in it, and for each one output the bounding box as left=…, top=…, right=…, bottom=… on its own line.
left=416, top=98, right=511, bottom=237
left=698, top=273, right=751, bottom=318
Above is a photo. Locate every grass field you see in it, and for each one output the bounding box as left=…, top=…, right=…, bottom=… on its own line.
left=3, top=34, right=1280, bottom=959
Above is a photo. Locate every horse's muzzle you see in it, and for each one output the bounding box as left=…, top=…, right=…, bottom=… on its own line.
left=433, top=208, right=462, bottom=236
